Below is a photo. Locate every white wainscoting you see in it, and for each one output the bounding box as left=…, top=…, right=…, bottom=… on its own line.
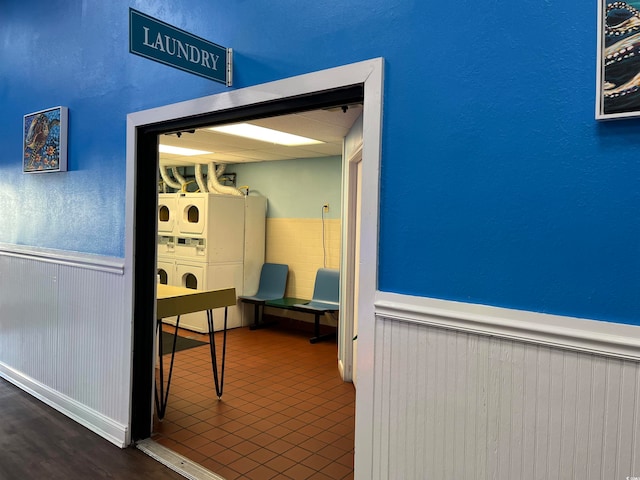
left=368, top=292, right=640, bottom=480
left=0, top=245, right=130, bottom=447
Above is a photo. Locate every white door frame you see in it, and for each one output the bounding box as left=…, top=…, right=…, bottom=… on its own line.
left=126, top=58, right=383, bottom=478
left=339, top=142, right=362, bottom=383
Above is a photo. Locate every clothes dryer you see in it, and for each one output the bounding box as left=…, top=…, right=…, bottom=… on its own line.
left=175, top=194, right=245, bottom=262
left=158, top=193, right=177, bottom=235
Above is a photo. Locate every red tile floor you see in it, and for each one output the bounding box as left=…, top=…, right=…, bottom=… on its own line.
left=153, top=320, right=355, bottom=480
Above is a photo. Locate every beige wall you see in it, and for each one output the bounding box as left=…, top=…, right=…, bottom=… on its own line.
left=265, top=217, right=341, bottom=300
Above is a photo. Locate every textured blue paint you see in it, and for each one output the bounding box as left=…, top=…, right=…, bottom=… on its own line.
left=2, top=0, right=640, bottom=325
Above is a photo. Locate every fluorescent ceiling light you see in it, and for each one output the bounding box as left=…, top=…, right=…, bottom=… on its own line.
left=209, top=123, right=324, bottom=146
left=159, top=144, right=212, bottom=156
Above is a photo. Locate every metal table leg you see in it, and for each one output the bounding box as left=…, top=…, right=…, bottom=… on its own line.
left=208, top=307, right=228, bottom=398
left=154, top=315, right=182, bottom=420
left=154, top=306, right=229, bottom=420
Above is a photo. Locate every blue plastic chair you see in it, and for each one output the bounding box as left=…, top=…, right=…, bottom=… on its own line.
left=238, top=263, right=288, bottom=329
left=294, top=268, right=340, bottom=343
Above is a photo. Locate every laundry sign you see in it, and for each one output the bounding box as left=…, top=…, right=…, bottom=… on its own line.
left=129, top=8, right=232, bottom=86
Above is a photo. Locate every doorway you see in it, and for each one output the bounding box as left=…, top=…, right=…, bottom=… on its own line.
left=127, top=58, right=383, bottom=477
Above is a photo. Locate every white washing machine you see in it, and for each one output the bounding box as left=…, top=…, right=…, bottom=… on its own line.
left=156, top=256, right=176, bottom=285
left=161, top=260, right=244, bottom=333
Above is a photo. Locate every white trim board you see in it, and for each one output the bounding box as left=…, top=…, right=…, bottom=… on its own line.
left=375, top=291, right=640, bottom=361
left=0, top=243, right=124, bottom=275
left=127, top=59, right=384, bottom=477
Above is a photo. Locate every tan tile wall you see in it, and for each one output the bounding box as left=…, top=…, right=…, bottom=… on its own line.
left=265, top=217, right=341, bottom=300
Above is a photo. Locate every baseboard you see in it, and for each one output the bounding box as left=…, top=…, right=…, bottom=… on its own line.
left=0, top=362, right=129, bottom=447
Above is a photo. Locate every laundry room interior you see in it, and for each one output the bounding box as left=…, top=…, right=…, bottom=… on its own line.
left=156, top=104, right=361, bottom=332
left=151, top=104, right=362, bottom=479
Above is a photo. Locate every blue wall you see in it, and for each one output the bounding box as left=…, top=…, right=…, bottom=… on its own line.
left=1, top=0, right=639, bottom=325
left=232, top=157, right=342, bottom=219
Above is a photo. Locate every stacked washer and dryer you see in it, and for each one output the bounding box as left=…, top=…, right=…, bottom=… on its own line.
left=157, top=192, right=267, bottom=332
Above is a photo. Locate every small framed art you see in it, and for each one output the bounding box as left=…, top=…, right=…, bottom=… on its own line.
left=23, top=106, right=68, bottom=173
left=596, top=1, right=640, bottom=120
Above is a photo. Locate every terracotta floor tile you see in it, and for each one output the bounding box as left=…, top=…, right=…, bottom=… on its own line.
left=317, top=444, right=345, bottom=460
left=168, top=428, right=197, bottom=443
left=175, top=415, right=202, bottom=429
left=199, top=458, right=226, bottom=473
left=251, top=418, right=279, bottom=431
left=194, top=439, right=227, bottom=458
left=234, top=424, right=262, bottom=440
left=319, top=460, right=352, bottom=479
left=295, top=411, right=321, bottom=424
left=251, top=431, right=279, bottom=445
left=336, top=451, right=354, bottom=468
left=298, top=437, right=327, bottom=454
left=310, top=405, right=334, bottom=417
left=220, top=419, right=248, bottom=434
left=264, top=455, right=297, bottom=473
left=280, top=417, right=307, bottom=431
left=153, top=325, right=354, bottom=478
left=217, top=432, right=246, bottom=449
left=301, top=453, right=335, bottom=471
left=297, top=424, right=324, bottom=438
left=244, top=464, right=279, bottom=480
left=280, top=430, right=309, bottom=446
left=327, top=422, right=353, bottom=437
left=281, top=445, right=314, bottom=463
left=313, top=429, right=342, bottom=445
left=228, top=456, right=261, bottom=475
left=180, top=433, right=210, bottom=449
left=213, top=465, right=243, bottom=480
left=212, top=447, right=244, bottom=466
left=235, top=413, right=262, bottom=426
left=332, top=435, right=355, bottom=452
left=264, top=438, right=295, bottom=455
left=200, top=427, right=229, bottom=442
left=282, top=463, right=316, bottom=480
left=231, top=440, right=262, bottom=456
left=307, top=472, right=334, bottom=480
left=264, top=424, right=291, bottom=439
left=248, top=447, right=279, bottom=464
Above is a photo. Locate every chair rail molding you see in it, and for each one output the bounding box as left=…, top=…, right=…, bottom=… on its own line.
left=375, top=291, right=640, bottom=360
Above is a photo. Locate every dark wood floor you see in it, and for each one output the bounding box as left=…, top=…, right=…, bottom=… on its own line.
left=0, top=378, right=184, bottom=480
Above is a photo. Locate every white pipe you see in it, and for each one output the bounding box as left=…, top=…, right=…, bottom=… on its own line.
left=171, top=167, right=187, bottom=190
left=159, top=165, right=181, bottom=190
left=207, top=162, right=243, bottom=196
left=194, top=164, right=208, bottom=193
left=206, top=162, right=219, bottom=193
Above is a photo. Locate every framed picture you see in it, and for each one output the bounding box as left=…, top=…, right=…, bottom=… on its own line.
left=596, top=1, right=640, bottom=120
left=23, top=106, right=68, bottom=173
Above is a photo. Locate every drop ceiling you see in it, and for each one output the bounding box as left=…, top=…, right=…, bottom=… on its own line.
left=158, top=104, right=362, bottom=167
